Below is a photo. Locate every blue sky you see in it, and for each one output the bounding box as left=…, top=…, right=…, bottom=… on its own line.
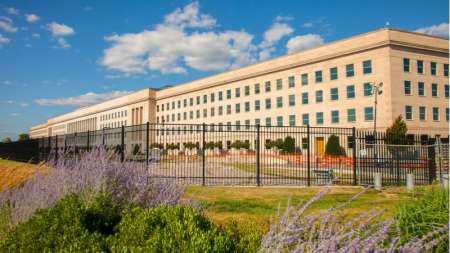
left=0, top=0, right=448, bottom=140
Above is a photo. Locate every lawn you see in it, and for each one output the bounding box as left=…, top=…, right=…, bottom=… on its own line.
left=185, top=185, right=414, bottom=226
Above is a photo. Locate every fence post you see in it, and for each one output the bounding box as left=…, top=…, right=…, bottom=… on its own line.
left=202, top=123, right=206, bottom=186
left=307, top=125, right=311, bottom=186
left=102, top=128, right=105, bottom=146
left=121, top=125, right=125, bottom=163
left=428, top=139, right=436, bottom=183
left=55, top=135, right=58, bottom=162
left=87, top=130, right=90, bottom=152
left=352, top=127, right=357, bottom=185
left=47, top=136, right=51, bottom=162
left=256, top=124, right=261, bottom=186
left=146, top=122, right=150, bottom=166
left=74, top=132, right=78, bottom=158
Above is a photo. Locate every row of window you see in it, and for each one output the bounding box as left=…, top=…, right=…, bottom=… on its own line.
left=157, top=61, right=373, bottom=112
left=100, top=110, right=127, bottom=121
left=404, top=106, right=449, bottom=122
left=100, top=121, right=127, bottom=129
left=404, top=81, right=449, bottom=97
left=403, top=58, right=449, bottom=76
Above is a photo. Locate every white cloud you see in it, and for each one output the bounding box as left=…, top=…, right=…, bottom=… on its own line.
left=0, top=34, right=10, bottom=45
left=0, top=16, right=17, bottom=32
left=101, top=2, right=257, bottom=75
left=4, top=7, right=19, bottom=15
left=259, top=22, right=293, bottom=60
left=19, top=103, right=29, bottom=107
left=47, top=22, right=75, bottom=37
left=415, top=23, right=449, bottom=38
left=83, top=6, right=93, bottom=11
left=286, top=34, right=324, bottom=53
left=55, top=37, right=70, bottom=48
left=25, top=14, right=40, bottom=23
left=274, top=15, right=293, bottom=23
left=10, top=113, right=20, bottom=117
left=32, top=33, right=40, bottom=38
left=35, top=90, right=132, bottom=107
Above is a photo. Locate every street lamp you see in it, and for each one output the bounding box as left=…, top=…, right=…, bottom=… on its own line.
left=372, top=82, right=383, bottom=137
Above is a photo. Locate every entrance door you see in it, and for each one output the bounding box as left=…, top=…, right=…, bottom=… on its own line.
left=316, top=137, right=325, bottom=156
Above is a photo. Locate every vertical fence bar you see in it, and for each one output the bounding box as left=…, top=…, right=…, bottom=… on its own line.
left=256, top=124, right=261, bottom=186
left=121, top=125, right=125, bottom=163
left=146, top=122, right=150, bottom=166
left=87, top=130, right=90, bottom=152
left=74, top=132, right=78, bottom=158
left=428, top=139, right=436, bottom=183
left=55, top=134, right=58, bottom=162
left=202, top=123, right=206, bottom=186
left=307, top=124, right=311, bottom=186
left=47, top=135, right=51, bottom=161
left=352, top=127, right=357, bottom=185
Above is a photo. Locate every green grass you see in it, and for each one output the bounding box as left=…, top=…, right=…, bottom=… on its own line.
left=185, top=186, right=414, bottom=225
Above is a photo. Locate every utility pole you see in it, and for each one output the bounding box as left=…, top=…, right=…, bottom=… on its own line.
left=372, top=82, right=383, bottom=137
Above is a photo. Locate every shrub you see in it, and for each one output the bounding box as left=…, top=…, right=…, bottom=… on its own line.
left=222, top=220, right=266, bottom=253
left=386, top=115, right=409, bottom=145
left=166, top=143, right=180, bottom=150
left=282, top=136, right=295, bottom=153
left=150, top=143, right=164, bottom=149
left=231, top=140, right=249, bottom=150
left=215, top=141, right=223, bottom=149
left=395, top=185, right=449, bottom=252
left=205, top=141, right=216, bottom=150
left=184, top=142, right=198, bottom=150
left=109, top=205, right=235, bottom=252
left=132, top=144, right=141, bottom=155
left=325, top=135, right=345, bottom=156
left=0, top=194, right=108, bottom=252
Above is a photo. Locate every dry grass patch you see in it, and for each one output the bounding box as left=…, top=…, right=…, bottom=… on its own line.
left=0, top=159, right=47, bottom=191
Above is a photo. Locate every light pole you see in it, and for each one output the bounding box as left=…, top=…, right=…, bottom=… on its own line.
left=372, top=82, right=383, bottom=137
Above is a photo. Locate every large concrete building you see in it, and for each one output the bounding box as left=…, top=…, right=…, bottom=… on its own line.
left=30, top=28, right=449, bottom=139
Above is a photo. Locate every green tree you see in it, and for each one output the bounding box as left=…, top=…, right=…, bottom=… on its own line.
left=1, top=137, right=12, bottom=143
left=282, top=136, right=295, bottom=153
left=385, top=115, right=408, bottom=145
left=18, top=133, right=30, bottom=141
left=325, top=135, right=345, bottom=156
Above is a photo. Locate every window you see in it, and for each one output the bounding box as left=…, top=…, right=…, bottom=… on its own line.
left=315, top=70, right=323, bottom=83
left=301, top=73, right=308, bottom=85
left=255, top=118, right=260, bottom=126
left=178, top=100, right=181, bottom=108
left=235, top=103, right=240, bottom=113
left=445, top=84, right=449, bottom=98
left=226, top=105, right=231, bottom=115
left=190, top=111, right=193, bottom=119
left=190, top=97, right=194, bottom=106
left=265, top=98, right=272, bottom=109
left=417, top=60, right=423, bottom=74
left=405, top=106, right=413, bottom=120
left=288, top=94, right=295, bottom=106
left=289, top=115, right=296, bottom=126
left=347, top=109, right=356, bottom=122
left=346, top=64, right=354, bottom=77
left=418, top=82, right=425, bottom=96
left=265, top=81, right=271, bottom=92
left=196, top=110, right=200, bottom=118
left=316, top=112, right=324, bottom=125
left=227, top=122, right=232, bottom=131
left=235, top=88, right=240, bottom=98
left=432, top=83, right=438, bottom=97
left=346, top=85, right=355, bottom=98
left=245, top=120, right=250, bottom=129
left=363, top=60, right=372, bottom=74
left=210, top=107, right=215, bottom=117
left=431, top=62, right=436, bottom=75
left=210, top=93, right=215, bottom=103
left=218, top=106, right=223, bottom=115
left=235, top=121, right=241, bottom=130
left=218, top=91, right=223, bottom=101
left=446, top=108, right=449, bottom=121
left=255, top=100, right=260, bottom=111
left=245, top=102, right=250, bottom=112
left=445, top=64, right=449, bottom=77
left=364, top=107, right=374, bottom=121
left=432, top=107, right=439, bottom=121
left=364, top=82, right=372, bottom=96
left=315, top=90, right=323, bottom=103
left=330, top=67, right=338, bottom=80
left=302, top=114, right=309, bottom=126
left=203, top=95, right=207, bottom=104
left=203, top=109, right=207, bottom=118
left=403, top=58, right=410, bottom=72
left=302, top=92, right=309, bottom=104
left=331, top=110, right=339, bottom=123
left=276, top=79, right=283, bottom=90
left=277, top=116, right=283, bottom=126
left=255, top=83, right=260, bottom=94
left=265, top=117, right=271, bottom=127
left=196, top=96, right=200, bottom=105
left=226, top=89, right=231, bottom=99
left=245, top=85, right=250, bottom=96
left=288, top=76, right=295, bottom=88
left=404, top=81, right=412, bottom=95
left=276, top=96, right=283, bottom=108
left=330, top=88, right=339, bottom=100
left=183, top=99, right=187, bottom=107
left=419, top=106, right=426, bottom=121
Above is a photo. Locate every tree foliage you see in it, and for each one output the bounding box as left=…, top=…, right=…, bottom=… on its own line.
left=386, top=115, right=408, bottom=145
left=17, top=134, right=30, bottom=142
left=325, top=135, right=345, bottom=156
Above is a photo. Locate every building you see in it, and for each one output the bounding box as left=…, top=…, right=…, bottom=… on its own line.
left=30, top=28, right=449, bottom=141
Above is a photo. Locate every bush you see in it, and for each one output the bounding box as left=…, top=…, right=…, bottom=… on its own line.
left=325, top=135, right=345, bottom=156
left=205, top=141, right=216, bottom=150
left=184, top=142, right=198, bottom=150
left=150, top=143, right=164, bottom=149
left=132, top=144, right=141, bottom=155
left=231, top=140, right=249, bottom=150
left=109, top=205, right=235, bottom=252
left=282, top=136, right=295, bottom=153
left=222, top=220, right=266, bottom=253
left=395, top=185, right=449, bottom=252
left=0, top=194, right=108, bottom=252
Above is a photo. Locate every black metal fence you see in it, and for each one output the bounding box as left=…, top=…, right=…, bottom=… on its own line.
left=0, top=123, right=448, bottom=186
